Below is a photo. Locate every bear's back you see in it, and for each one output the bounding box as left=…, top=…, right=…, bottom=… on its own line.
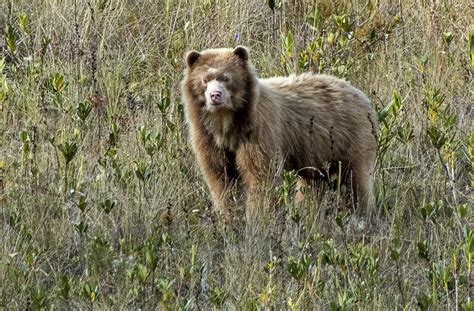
left=257, top=73, right=377, bottom=165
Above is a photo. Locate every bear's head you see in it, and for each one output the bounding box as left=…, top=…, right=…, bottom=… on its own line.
left=182, top=46, right=256, bottom=113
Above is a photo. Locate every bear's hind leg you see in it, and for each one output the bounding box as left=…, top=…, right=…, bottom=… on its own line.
left=351, top=160, right=375, bottom=215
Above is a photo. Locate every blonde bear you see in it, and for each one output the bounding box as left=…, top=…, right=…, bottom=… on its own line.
left=181, top=46, right=378, bottom=216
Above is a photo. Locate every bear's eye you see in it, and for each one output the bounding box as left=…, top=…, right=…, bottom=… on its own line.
left=218, top=75, right=230, bottom=82
left=202, top=76, right=209, bottom=84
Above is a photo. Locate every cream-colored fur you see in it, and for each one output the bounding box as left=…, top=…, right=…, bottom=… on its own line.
left=181, top=47, right=378, bottom=217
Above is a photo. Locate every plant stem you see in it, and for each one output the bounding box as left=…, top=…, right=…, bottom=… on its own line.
left=64, top=163, right=68, bottom=199
left=435, top=147, right=457, bottom=204
left=396, top=261, right=406, bottom=306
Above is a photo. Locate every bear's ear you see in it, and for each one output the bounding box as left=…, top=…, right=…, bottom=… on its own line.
left=233, top=46, right=249, bottom=62
left=185, top=50, right=201, bottom=68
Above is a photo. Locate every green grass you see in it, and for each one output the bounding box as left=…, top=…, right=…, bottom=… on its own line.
left=1, top=0, right=473, bottom=309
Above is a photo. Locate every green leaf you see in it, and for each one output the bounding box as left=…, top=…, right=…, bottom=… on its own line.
left=75, top=221, right=89, bottom=235
left=19, top=130, right=29, bottom=144
left=427, top=126, right=446, bottom=149
left=52, top=73, right=66, bottom=93
left=417, top=240, right=430, bottom=262
left=145, top=241, right=159, bottom=271
left=209, top=287, right=228, bottom=307
left=390, top=91, right=403, bottom=118
left=419, top=202, right=439, bottom=220
left=156, top=89, right=171, bottom=113
left=100, top=199, right=116, bottom=214
left=82, top=282, right=99, bottom=303
left=462, top=301, right=474, bottom=311
left=284, top=31, right=294, bottom=57
left=59, top=275, right=72, bottom=300
left=157, top=278, right=175, bottom=302
left=335, top=214, right=345, bottom=230
left=58, top=141, right=78, bottom=165
left=442, top=32, right=453, bottom=46
left=457, top=204, right=468, bottom=219
left=139, top=126, right=151, bottom=145
left=464, top=228, right=474, bottom=254
left=134, top=161, right=152, bottom=182
left=417, top=294, right=432, bottom=310
left=390, top=238, right=401, bottom=262
left=287, top=255, right=310, bottom=281
left=108, top=122, right=120, bottom=147
left=77, top=101, right=92, bottom=122
left=6, top=24, right=18, bottom=54
left=18, top=14, right=31, bottom=35
left=320, top=240, right=338, bottom=266
left=136, top=264, right=149, bottom=283
left=307, top=7, right=322, bottom=30
left=98, top=0, right=108, bottom=12
left=77, top=194, right=88, bottom=213
left=396, top=123, right=414, bottom=144
left=333, top=14, right=352, bottom=32
left=377, top=90, right=403, bottom=124
left=30, top=286, right=47, bottom=309
left=267, top=0, right=275, bottom=11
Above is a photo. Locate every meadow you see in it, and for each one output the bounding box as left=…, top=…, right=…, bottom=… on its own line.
left=1, top=0, right=473, bottom=309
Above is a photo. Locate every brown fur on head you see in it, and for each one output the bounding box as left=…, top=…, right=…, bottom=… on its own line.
left=182, top=46, right=258, bottom=150
left=183, top=47, right=256, bottom=112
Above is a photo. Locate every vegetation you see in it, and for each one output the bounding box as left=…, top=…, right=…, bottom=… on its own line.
left=1, top=0, right=473, bottom=309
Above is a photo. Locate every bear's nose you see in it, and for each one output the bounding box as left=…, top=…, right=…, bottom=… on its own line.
left=210, top=91, right=222, bottom=103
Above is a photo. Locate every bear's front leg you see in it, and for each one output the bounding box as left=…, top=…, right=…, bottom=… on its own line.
left=199, top=158, right=234, bottom=219
left=235, top=143, right=269, bottom=218
left=193, top=141, right=235, bottom=219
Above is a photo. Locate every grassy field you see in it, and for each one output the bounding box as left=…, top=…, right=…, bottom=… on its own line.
left=1, top=0, right=473, bottom=309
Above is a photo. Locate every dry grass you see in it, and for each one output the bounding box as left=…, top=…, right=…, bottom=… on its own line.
left=1, top=0, right=473, bottom=309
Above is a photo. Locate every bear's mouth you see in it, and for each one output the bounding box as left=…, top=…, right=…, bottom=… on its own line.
left=207, top=98, right=225, bottom=107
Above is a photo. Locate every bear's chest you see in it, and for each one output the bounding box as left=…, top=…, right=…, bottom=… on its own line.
left=201, top=112, right=241, bottom=151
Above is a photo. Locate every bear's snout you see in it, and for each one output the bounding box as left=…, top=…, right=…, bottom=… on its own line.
left=205, top=80, right=227, bottom=106
left=210, top=91, right=223, bottom=104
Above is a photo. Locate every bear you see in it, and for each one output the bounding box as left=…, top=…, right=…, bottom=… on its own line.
left=181, top=46, right=378, bottom=217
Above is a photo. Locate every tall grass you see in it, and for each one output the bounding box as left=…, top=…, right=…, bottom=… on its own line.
left=1, top=0, right=473, bottom=309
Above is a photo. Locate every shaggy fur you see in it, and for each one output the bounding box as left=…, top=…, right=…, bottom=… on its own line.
left=181, top=46, right=378, bottom=215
